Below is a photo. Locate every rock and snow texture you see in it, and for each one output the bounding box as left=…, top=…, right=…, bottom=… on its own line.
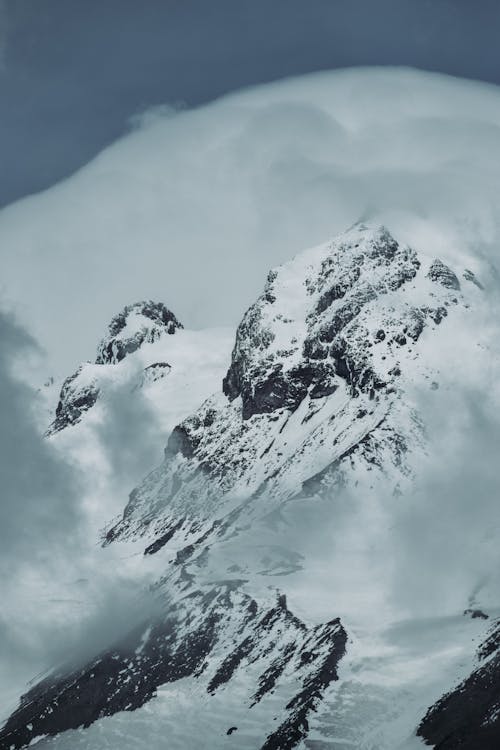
left=96, top=301, right=182, bottom=365
left=0, top=590, right=346, bottom=750
left=0, top=224, right=497, bottom=750
left=48, top=301, right=183, bottom=434
left=418, top=619, right=500, bottom=750
left=110, top=224, right=466, bottom=540
left=42, top=300, right=234, bottom=544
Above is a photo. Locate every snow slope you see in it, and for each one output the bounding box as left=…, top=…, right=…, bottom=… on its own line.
left=45, top=300, right=234, bottom=528
left=1, top=224, right=498, bottom=750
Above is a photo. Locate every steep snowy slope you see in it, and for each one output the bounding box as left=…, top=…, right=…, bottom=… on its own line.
left=42, top=300, right=234, bottom=527
left=109, top=224, right=473, bottom=542
left=0, top=224, right=497, bottom=750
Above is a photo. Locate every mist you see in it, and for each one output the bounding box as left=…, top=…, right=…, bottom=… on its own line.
left=1, top=66, right=500, bottom=746
left=2, top=68, right=500, bottom=375
left=0, top=309, right=163, bottom=716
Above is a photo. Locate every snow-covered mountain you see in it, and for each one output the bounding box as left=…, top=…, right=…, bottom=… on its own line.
left=1, top=224, right=498, bottom=750
left=47, top=300, right=227, bottom=436
left=37, top=301, right=234, bottom=534
left=108, top=224, right=457, bottom=539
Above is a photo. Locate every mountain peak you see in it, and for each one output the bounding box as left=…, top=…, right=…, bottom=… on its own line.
left=95, top=300, right=183, bottom=365
left=222, top=222, right=415, bottom=419
left=47, top=300, right=185, bottom=434
left=110, top=223, right=472, bottom=536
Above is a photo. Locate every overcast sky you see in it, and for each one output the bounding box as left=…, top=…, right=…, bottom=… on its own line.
left=1, top=0, right=500, bottom=208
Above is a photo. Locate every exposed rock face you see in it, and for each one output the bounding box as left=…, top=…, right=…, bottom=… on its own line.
left=48, top=366, right=99, bottom=433
left=111, top=224, right=463, bottom=537
left=47, top=301, right=182, bottom=434
left=427, top=258, right=461, bottom=290
left=2, top=224, right=485, bottom=749
left=418, top=620, right=500, bottom=750
left=95, top=301, right=182, bottom=365
left=223, top=224, right=421, bottom=415
left=0, top=588, right=346, bottom=750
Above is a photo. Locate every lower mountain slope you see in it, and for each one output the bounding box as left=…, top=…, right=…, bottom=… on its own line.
left=418, top=619, right=500, bottom=750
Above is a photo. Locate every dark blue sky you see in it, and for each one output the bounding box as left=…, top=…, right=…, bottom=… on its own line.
left=1, top=0, right=499, bottom=208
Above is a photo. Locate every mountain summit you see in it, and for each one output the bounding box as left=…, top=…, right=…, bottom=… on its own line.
left=1, top=224, right=496, bottom=750
left=95, top=300, right=182, bottom=365
left=110, top=223, right=469, bottom=539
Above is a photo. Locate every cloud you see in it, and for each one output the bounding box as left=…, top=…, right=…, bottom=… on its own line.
left=1, top=65, right=500, bottom=734
left=389, top=378, right=500, bottom=617
left=0, top=310, right=159, bottom=713
left=0, top=310, right=82, bottom=567
left=2, top=68, right=500, bottom=373
left=95, top=373, right=165, bottom=496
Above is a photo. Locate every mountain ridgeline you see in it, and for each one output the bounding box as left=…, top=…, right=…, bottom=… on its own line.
left=1, top=224, right=497, bottom=750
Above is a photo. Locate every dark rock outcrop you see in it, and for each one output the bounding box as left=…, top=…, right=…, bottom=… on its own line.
left=96, top=301, right=182, bottom=365
left=47, top=367, right=99, bottom=434
left=418, top=620, right=500, bottom=750
left=0, top=590, right=346, bottom=750
left=427, top=258, right=461, bottom=290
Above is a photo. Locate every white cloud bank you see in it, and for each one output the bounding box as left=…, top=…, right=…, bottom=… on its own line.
left=2, top=67, right=500, bottom=373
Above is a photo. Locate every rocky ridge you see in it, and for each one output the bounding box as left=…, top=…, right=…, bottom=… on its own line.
left=418, top=619, right=500, bottom=750
left=0, top=587, right=346, bottom=750
left=47, top=301, right=182, bottom=434
left=96, top=301, right=182, bottom=365
left=0, top=223, right=492, bottom=750
left=110, top=224, right=467, bottom=543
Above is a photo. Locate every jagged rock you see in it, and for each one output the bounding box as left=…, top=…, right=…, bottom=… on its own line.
left=96, top=301, right=182, bottom=365
left=0, top=589, right=346, bottom=750
left=223, top=225, right=421, bottom=415
left=427, top=258, right=461, bottom=290
left=47, top=302, right=182, bottom=435
left=418, top=620, right=500, bottom=750
left=464, top=607, right=489, bottom=620
left=111, top=224, right=463, bottom=535
left=47, top=367, right=99, bottom=434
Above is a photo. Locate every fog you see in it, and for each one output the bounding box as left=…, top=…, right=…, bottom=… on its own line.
left=2, top=68, right=500, bottom=375
left=0, top=310, right=162, bottom=715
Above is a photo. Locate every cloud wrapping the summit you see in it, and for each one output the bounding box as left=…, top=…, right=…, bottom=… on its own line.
left=2, top=68, right=500, bottom=372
